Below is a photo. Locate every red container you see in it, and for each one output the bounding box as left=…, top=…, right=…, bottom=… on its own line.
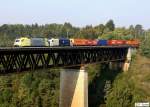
left=126, top=40, right=139, bottom=47
left=71, top=39, right=97, bottom=46
left=85, top=39, right=97, bottom=46
left=116, top=40, right=126, bottom=45
left=125, top=40, right=132, bottom=45
left=108, top=40, right=126, bottom=45
left=71, top=39, right=87, bottom=46
left=107, top=40, right=117, bottom=45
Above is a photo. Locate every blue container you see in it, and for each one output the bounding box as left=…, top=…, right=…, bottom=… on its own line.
left=97, top=40, right=107, bottom=46
left=59, top=38, right=70, bottom=46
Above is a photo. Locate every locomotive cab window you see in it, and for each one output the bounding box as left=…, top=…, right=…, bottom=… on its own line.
left=15, top=40, right=20, bottom=42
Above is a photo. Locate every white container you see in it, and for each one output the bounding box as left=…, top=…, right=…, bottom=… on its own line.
left=48, top=38, right=59, bottom=46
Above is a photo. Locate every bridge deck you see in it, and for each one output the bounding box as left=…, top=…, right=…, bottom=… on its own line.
left=0, top=46, right=129, bottom=73
left=0, top=46, right=130, bottom=51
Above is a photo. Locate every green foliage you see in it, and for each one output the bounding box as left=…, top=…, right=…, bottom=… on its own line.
left=94, top=24, right=105, bottom=36
left=0, top=34, right=15, bottom=46
left=135, top=24, right=143, bottom=38
left=140, top=32, right=150, bottom=58
left=21, top=73, right=34, bottom=87
left=106, top=73, right=148, bottom=107
left=99, top=33, right=115, bottom=40
left=106, top=54, right=150, bottom=107
left=0, top=19, right=143, bottom=42
left=0, top=23, right=80, bottom=41
left=88, top=64, right=101, bottom=83
left=105, top=19, right=115, bottom=31
left=0, top=69, right=60, bottom=107
left=106, top=74, right=133, bottom=107
left=100, top=29, right=135, bottom=40
left=74, top=25, right=98, bottom=39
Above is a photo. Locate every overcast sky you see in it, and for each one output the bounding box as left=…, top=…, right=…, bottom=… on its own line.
left=0, top=0, right=149, bottom=29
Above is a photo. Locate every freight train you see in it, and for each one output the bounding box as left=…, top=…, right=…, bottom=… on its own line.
left=13, top=37, right=139, bottom=47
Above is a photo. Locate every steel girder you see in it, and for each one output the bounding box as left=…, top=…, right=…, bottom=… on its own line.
left=0, top=47, right=128, bottom=73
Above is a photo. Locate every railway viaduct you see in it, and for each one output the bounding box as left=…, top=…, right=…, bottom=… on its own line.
left=0, top=46, right=135, bottom=107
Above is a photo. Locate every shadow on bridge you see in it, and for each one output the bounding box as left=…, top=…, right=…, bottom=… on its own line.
left=88, top=63, right=122, bottom=107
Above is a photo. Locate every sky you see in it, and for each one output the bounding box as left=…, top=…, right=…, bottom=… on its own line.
left=0, top=0, right=150, bottom=29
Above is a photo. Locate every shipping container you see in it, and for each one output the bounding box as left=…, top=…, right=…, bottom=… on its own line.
left=86, top=39, right=97, bottom=46
left=71, top=39, right=97, bottom=46
left=71, top=39, right=87, bottom=46
left=108, top=40, right=126, bottom=45
left=126, top=40, right=139, bottom=47
left=97, top=40, right=107, bottom=46
left=107, top=40, right=118, bottom=45
left=48, top=38, right=59, bottom=46
left=116, top=40, right=126, bottom=45
left=59, top=38, right=70, bottom=46
left=31, top=38, right=48, bottom=46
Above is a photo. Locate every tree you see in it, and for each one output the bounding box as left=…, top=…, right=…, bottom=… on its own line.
left=106, top=76, right=133, bottom=107
left=105, top=19, right=115, bottom=31
left=75, top=25, right=98, bottom=39
left=129, top=25, right=135, bottom=36
left=63, top=22, right=73, bottom=38
left=135, top=24, right=143, bottom=38
left=95, top=24, right=105, bottom=36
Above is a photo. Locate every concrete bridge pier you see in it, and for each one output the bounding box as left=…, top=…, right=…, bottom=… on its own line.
left=109, top=48, right=132, bottom=72
left=109, top=62, right=113, bottom=70
left=59, top=66, right=88, bottom=107
left=123, top=48, right=132, bottom=72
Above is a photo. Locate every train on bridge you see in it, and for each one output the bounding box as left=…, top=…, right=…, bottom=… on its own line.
left=13, top=37, right=139, bottom=47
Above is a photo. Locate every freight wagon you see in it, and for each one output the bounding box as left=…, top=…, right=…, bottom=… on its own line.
left=14, top=37, right=49, bottom=47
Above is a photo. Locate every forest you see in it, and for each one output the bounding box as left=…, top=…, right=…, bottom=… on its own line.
left=0, top=19, right=150, bottom=107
